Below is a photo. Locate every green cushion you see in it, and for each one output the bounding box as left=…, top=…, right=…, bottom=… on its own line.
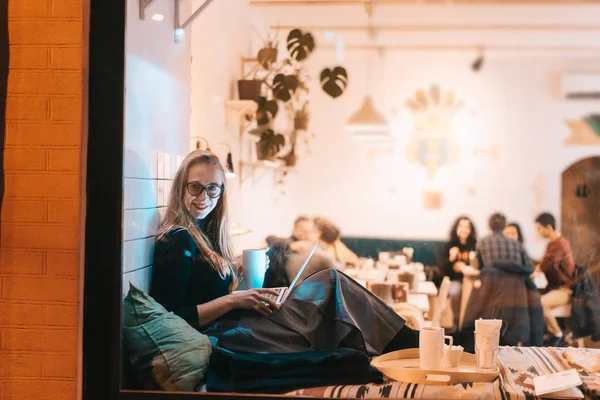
left=122, top=284, right=212, bottom=392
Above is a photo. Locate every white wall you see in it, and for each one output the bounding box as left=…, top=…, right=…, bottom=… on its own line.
left=251, top=4, right=600, bottom=259
left=122, top=0, right=192, bottom=292
left=190, top=0, right=299, bottom=250
left=125, top=0, right=191, bottom=154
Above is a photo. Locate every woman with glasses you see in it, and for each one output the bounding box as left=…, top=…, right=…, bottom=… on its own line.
left=149, top=150, right=418, bottom=355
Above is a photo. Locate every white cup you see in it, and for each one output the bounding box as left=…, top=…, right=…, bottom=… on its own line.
left=420, top=327, right=453, bottom=370
left=242, top=249, right=266, bottom=289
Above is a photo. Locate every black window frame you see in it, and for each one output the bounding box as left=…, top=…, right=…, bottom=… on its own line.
left=83, top=2, right=318, bottom=399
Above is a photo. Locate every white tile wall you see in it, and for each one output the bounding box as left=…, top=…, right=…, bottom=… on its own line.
left=122, top=147, right=184, bottom=298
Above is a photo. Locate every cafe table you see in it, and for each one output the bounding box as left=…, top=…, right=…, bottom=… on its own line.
left=406, top=293, right=430, bottom=313
left=409, top=281, right=438, bottom=297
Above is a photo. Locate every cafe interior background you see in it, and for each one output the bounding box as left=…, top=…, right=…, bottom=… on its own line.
left=122, top=0, right=600, bottom=296
left=119, top=0, right=600, bottom=394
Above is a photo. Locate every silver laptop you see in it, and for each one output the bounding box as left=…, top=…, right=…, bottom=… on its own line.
left=264, top=241, right=319, bottom=305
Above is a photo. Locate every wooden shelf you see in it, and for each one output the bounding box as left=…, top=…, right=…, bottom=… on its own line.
left=225, top=100, right=257, bottom=136
left=241, top=159, right=283, bottom=169
left=231, top=227, right=253, bottom=237
left=225, top=100, right=257, bottom=112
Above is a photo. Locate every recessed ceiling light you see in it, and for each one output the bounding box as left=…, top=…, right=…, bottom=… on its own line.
left=151, top=13, right=164, bottom=21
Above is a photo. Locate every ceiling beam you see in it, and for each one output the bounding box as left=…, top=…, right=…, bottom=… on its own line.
left=251, top=0, right=600, bottom=5
left=270, top=24, right=600, bottom=31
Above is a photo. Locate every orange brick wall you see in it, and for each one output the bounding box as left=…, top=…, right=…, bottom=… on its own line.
left=1, top=0, right=84, bottom=399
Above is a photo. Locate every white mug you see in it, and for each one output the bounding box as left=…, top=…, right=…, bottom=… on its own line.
left=419, top=327, right=453, bottom=370
left=242, top=249, right=266, bottom=289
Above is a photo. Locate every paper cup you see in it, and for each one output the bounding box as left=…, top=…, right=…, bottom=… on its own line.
left=242, top=249, right=266, bottom=289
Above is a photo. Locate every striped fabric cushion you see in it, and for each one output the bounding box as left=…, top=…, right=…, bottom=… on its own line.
left=285, top=347, right=600, bottom=399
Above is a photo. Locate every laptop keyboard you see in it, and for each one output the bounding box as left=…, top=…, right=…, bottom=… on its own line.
left=264, top=287, right=286, bottom=303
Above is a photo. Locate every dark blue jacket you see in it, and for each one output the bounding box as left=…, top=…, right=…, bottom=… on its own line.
left=463, top=261, right=544, bottom=346
left=571, top=265, right=600, bottom=341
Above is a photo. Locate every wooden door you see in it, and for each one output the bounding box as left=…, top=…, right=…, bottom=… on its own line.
left=562, top=157, right=600, bottom=282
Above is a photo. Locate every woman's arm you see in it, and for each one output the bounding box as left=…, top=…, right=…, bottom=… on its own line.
left=151, top=229, right=280, bottom=327
left=150, top=229, right=200, bottom=324
left=439, top=243, right=462, bottom=280
left=335, top=239, right=359, bottom=266
left=195, top=289, right=281, bottom=326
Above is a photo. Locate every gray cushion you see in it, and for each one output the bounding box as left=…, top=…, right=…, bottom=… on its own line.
left=122, top=284, right=212, bottom=391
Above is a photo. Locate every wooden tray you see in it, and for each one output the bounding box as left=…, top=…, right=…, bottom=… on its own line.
left=371, top=348, right=499, bottom=386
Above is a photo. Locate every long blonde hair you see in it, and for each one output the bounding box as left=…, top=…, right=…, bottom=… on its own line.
left=156, top=150, right=237, bottom=289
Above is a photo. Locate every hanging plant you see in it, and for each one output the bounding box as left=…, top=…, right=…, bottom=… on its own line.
left=320, top=67, right=348, bottom=98
left=256, top=129, right=286, bottom=161
left=257, top=41, right=278, bottom=70
left=255, top=96, right=278, bottom=126
left=286, top=29, right=315, bottom=62
left=272, top=73, right=299, bottom=102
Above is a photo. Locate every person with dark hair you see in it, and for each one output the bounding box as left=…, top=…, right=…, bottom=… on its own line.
left=477, top=213, right=533, bottom=270
left=290, top=215, right=318, bottom=242
left=504, top=222, right=524, bottom=244
left=440, top=216, right=478, bottom=329
left=313, top=217, right=359, bottom=267
left=534, top=212, right=575, bottom=346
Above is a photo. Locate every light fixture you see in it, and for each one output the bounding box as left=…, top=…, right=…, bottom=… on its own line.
left=213, top=143, right=236, bottom=179
left=344, top=4, right=390, bottom=141
left=471, top=47, right=485, bottom=72
left=151, top=13, right=164, bottom=22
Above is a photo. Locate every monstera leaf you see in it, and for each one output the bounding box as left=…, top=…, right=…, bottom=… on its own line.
left=320, top=67, right=348, bottom=98
left=287, top=29, right=315, bottom=62
left=272, top=74, right=299, bottom=102
left=256, top=129, right=286, bottom=160
left=255, top=96, right=278, bottom=126
left=257, top=46, right=278, bottom=69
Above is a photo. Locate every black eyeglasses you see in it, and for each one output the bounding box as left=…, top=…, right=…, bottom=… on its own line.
left=186, top=182, right=224, bottom=198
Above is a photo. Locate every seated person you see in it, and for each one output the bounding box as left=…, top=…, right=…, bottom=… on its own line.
left=263, top=235, right=335, bottom=288
left=439, top=216, right=477, bottom=330
left=149, top=150, right=419, bottom=357
left=534, top=212, right=575, bottom=347
left=504, top=222, right=524, bottom=244
left=290, top=215, right=318, bottom=242
left=313, top=217, right=359, bottom=268
left=477, top=213, right=533, bottom=271
left=463, top=259, right=543, bottom=346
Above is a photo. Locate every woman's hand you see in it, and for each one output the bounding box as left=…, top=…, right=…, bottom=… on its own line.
left=228, top=289, right=280, bottom=316
left=449, top=246, right=460, bottom=262
left=453, top=261, right=466, bottom=273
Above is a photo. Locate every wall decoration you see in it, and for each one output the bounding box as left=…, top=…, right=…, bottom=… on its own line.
left=405, top=85, right=462, bottom=179
left=366, top=147, right=393, bottom=161
left=473, top=144, right=500, bottom=161
left=565, top=115, right=600, bottom=145
left=423, top=190, right=443, bottom=210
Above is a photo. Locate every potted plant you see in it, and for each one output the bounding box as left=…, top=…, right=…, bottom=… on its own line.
left=238, top=30, right=279, bottom=102
left=238, top=79, right=263, bottom=102
left=256, top=129, right=285, bottom=161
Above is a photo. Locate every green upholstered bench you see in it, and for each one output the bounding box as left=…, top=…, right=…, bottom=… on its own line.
left=340, top=237, right=445, bottom=267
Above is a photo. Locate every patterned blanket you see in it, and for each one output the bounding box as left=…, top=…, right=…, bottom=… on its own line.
left=286, top=347, right=600, bottom=399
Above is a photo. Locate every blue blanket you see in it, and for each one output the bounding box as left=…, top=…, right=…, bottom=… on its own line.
left=205, top=346, right=383, bottom=393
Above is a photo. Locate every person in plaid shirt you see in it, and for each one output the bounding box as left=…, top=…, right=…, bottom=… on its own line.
left=476, top=213, right=534, bottom=271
